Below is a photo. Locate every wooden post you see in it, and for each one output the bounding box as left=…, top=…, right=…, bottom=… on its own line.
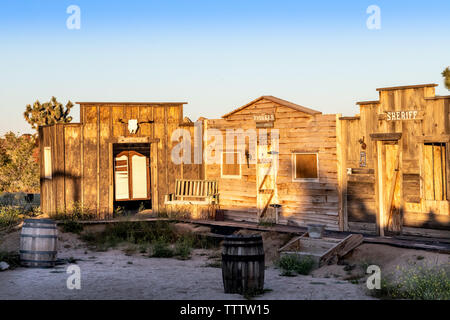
left=336, top=114, right=347, bottom=231
left=108, top=142, right=114, bottom=219
left=376, top=141, right=385, bottom=236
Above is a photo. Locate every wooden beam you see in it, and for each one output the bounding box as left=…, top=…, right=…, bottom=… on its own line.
left=370, top=133, right=402, bottom=141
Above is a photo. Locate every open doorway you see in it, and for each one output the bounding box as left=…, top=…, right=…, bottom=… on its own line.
left=113, top=143, right=151, bottom=215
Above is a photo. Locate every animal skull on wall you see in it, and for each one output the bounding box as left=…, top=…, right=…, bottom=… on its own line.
left=128, top=119, right=138, bottom=134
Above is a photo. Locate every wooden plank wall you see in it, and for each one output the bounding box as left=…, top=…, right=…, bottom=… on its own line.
left=40, top=103, right=198, bottom=218
left=205, top=98, right=340, bottom=230
left=341, top=86, right=450, bottom=237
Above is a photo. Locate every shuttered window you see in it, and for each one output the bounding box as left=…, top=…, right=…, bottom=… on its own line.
left=293, top=153, right=318, bottom=180
left=423, top=143, right=447, bottom=200
left=221, top=152, right=241, bottom=178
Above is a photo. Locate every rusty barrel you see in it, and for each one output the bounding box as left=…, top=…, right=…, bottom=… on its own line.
left=221, top=234, right=265, bottom=294
left=20, top=219, right=58, bottom=268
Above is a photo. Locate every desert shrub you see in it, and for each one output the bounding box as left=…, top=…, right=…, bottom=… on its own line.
left=151, top=239, right=174, bottom=258
left=49, top=201, right=97, bottom=222
left=0, top=251, right=21, bottom=269
left=174, top=236, right=194, bottom=260
left=0, top=206, right=21, bottom=229
left=61, top=220, right=84, bottom=234
left=80, top=221, right=178, bottom=251
left=372, top=265, right=450, bottom=300
left=275, top=254, right=315, bottom=276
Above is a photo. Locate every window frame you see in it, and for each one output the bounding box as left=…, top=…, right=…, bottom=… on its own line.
left=44, top=146, right=52, bottom=180
left=292, top=152, right=319, bottom=182
left=221, top=151, right=242, bottom=179
left=422, top=142, right=448, bottom=201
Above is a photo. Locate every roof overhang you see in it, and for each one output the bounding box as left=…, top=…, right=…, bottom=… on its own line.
left=222, top=95, right=321, bottom=119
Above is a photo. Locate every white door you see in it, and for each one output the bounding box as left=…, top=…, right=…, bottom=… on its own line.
left=115, top=154, right=130, bottom=200
left=131, top=153, right=148, bottom=199
left=114, top=151, right=150, bottom=201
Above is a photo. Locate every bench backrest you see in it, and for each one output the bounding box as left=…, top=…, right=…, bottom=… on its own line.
left=175, top=179, right=218, bottom=198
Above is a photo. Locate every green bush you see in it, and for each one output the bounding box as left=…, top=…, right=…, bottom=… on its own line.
left=372, top=265, right=450, bottom=300
left=151, top=239, right=174, bottom=258
left=275, top=254, right=315, bottom=276
left=174, top=237, right=194, bottom=260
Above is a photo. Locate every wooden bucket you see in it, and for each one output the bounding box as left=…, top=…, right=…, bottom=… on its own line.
left=20, top=219, right=58, bottom=268
left=221, top=234, right=265, bottom=294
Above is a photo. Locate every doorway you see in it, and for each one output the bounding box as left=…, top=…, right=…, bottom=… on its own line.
left=256, top=131, right=277, bottom=222
left=113, top=143, right=151, bottom=213
left=375, top=140, right=402, bottom=236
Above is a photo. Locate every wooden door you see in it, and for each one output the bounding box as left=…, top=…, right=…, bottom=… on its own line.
left=256, top=132, right=277, bottom=221
left=114, top=151, right=150, bottom=201
left=376, top=141, right=402, bottom=236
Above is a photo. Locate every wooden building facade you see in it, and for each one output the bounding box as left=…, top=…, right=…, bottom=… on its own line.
left=203, top=96, right=342, bottom=231
left=340, top=84, right=450, bottom=238
left=39, top=102, right=202, bottom=218
left=39, top=86, right=450, bottom=239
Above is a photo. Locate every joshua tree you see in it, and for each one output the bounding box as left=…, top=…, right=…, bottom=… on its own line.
left=442, top=67, right=450, bottom=90
left=24, top=96, right=74, bottom=131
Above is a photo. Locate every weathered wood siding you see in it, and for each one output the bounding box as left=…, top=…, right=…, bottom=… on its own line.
left=205, top=97, right=340, bottom=230
left=340, top=85, right=450, bottom=238
left=39, top=103, right=202, bottom=218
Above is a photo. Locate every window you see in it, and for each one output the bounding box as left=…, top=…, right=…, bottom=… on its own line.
left=423, top=143, right=447, bottom=200
left=293, top=153, right=319, bottom=181
left=44, top=147, right=52, bottom=180
left=221, top=151, right=241, bottom=178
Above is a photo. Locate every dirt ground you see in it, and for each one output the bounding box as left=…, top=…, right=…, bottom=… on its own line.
left=0, top=224, right=448, bottom=300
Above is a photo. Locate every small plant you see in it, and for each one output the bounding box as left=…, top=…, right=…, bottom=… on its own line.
left=0, top=251, right=21, bottom=269
left=204, top=261, right=222, bottom=268
left=61, top=220, right=84, bottom=234
left=123, top=244, right=138, bottom=256
left=151, top=239, right=174, bottom=258
left=174, top=237, right=193, bottom=260
left=113, top=206, right=124, bottom=218
left=67, top=257, right=77, bottom=264
left=138, top=202, right=145, bottom=213
left=371, top=264, right=450, bottom=300
left=258, top=220, right=275, bottom=227
left=275, top=254, right=315, bottom=276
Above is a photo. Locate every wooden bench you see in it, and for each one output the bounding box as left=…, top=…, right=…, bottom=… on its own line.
left=164, top=179, right=219, bottom=205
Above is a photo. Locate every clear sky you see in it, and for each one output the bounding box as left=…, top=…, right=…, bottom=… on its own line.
left=0, top=0, right=449, bottom=135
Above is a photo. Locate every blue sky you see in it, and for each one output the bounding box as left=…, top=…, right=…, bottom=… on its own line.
left=0, top=0, right=449, bottom=134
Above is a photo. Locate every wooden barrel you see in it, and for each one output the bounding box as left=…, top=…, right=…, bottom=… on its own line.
left=20, top=219, right=58, bottom=268
left=221, top=234, right=265, bottom=294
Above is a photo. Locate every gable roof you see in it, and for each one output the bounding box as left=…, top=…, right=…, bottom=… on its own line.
left=222, top=95, right=322, bottom=119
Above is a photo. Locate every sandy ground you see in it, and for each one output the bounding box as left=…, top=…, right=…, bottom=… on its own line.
left=0, top=225, right=448, bottom=300
left=0, top=228, right=373, bottom=300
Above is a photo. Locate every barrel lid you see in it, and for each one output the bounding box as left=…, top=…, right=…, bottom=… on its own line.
left=24, top=219, right=55, bottom=224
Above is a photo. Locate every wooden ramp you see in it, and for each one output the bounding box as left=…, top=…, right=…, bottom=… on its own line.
left=278, top=233, right=364, bottom=267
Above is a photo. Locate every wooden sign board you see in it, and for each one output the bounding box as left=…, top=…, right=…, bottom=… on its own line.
left=254, top=114, right=275, bottom=128
left=256, top=121, right=274, bottom=128
left=378, top=110, right=424, bottom=121
left=254, top=114, right=275, bottom=122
